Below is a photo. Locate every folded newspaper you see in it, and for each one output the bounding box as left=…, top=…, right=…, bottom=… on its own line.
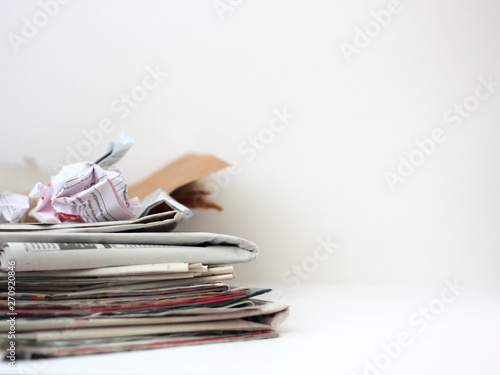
left=0, top=231, right=259, bottom=272
left=0, top=209, right=289, bottom=359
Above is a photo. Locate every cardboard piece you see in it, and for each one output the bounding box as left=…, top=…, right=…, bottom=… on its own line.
left=128, top=154, right=229, bottom=198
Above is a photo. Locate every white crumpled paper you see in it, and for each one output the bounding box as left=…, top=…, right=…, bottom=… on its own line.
left=95, top=132, right=135, bottom=170
left=29, top=162, right=140, bottom=224
left=0, top=192, right=30, bottom=223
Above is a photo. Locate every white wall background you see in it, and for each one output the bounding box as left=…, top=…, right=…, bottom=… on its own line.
left=1, top=0, right=499, bottom=288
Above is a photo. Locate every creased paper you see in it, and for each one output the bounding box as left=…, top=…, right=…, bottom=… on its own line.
left=29, top=162, right=139, bottom=223
left=94, top=132, right=134, bottom=170
left=0, top=192, right=29, bottom=223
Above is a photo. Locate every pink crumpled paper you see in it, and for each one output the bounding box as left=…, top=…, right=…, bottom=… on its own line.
left=29, top=162, right=140, bottom=224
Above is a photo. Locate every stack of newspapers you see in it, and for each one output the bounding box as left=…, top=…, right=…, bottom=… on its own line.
left=0, top=210, right=289, bottom=358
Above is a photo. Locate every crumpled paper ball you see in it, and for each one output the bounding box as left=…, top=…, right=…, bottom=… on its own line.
left=29, top=162, right=140, bottom=223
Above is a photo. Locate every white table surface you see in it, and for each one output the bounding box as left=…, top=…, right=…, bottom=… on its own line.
left=3, top=283, right=500, bottom=375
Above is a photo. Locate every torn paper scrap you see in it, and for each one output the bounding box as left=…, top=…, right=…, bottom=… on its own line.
left=94, top=132, right=134, bottom=170
left=29, top=162, right=140, bottom=224
left=0, top=192, right=29, bottom=223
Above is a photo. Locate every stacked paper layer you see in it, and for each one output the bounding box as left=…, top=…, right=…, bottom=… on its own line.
left=0, top=211, right=289, bottom=358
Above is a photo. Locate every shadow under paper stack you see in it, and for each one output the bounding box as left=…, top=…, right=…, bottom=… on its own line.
left=0, top=148, right=289, bottom=359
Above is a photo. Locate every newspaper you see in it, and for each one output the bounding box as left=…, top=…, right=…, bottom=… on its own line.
left=12, top=262, right=207, bottom=277
left=0, top=265, right=235, bottom=298
left=11, top=331, right=280, bottom=358
left=0, top=281, right=288, bottom=358
left=0, top=210, right=181, bottom=234
left=2, top=300, right=289, bottom=332
left=0, top=281, right=229, bottom=302
left=0, top=249, right=288, bottom=359
left=17, top=319, right=279, bottom=341
left=0, top=231, right=259, bottom=271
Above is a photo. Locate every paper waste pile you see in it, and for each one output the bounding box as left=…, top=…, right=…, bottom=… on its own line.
left=0, top=134, right=288, bottom=359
